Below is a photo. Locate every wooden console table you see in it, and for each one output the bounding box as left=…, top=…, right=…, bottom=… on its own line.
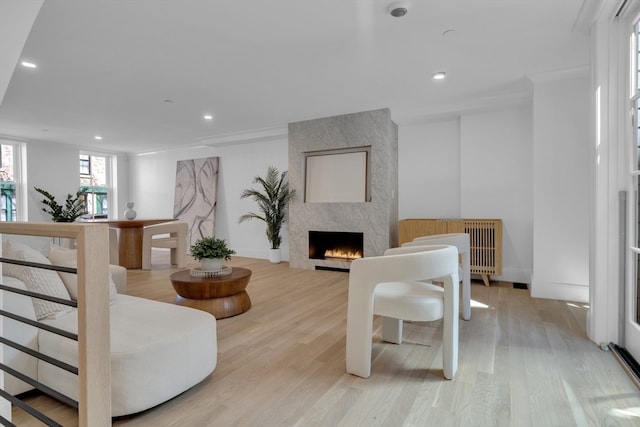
left=399, top=218, right=503, bottom=286
left=169, top=268, right=252, bottom=319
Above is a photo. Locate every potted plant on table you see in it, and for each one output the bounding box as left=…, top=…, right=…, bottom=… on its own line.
left=239, top=166, right=295, bottom=264
left=190, top=237, right=236, bottom=271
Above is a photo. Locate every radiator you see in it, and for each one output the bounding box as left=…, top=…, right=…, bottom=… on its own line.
left=398, top=218, right=503, bottom=286
left=463, top=219, right=502, bottom=286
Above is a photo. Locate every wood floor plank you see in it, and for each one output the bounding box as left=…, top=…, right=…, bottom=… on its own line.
left=9, top=252, right=640, bottom=426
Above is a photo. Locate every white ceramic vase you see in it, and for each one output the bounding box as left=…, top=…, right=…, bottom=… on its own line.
left=200, top=257, right=224, bottom=272
left=269, top=248, right=281, bottom=264
left=124, top=201, right=137, bottom=220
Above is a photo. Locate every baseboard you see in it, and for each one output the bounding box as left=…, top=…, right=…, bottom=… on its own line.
left=490, top=267, right=532, bottom=285
left=530, top=277, right=588, bottom=302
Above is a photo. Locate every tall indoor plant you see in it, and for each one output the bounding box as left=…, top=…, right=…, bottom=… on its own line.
left=239, top=166, right=295, bottom=263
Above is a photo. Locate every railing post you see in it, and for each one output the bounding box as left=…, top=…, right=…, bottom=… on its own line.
left=75, top=224, right=111, bottom=427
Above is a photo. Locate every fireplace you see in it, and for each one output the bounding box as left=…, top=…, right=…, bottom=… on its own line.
left=288, top=108, right=398, bottom=270
left=309, top=231, right=364, bottom=262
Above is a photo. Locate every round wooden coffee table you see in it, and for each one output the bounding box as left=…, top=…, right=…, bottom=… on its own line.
left=169, top=267, right=252, bottom=319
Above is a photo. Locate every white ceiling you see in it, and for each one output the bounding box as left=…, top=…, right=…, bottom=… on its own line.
left=0, top=0, right=594, bottom=153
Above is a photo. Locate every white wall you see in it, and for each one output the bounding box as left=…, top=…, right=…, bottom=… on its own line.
left=531, top=68, right=590, bottom=302
left=129, top=136, right=290, bottom=260
left=26, top=140, right=81, bottom=222
left=460, top=106, right=534, bottom=284
left=398, top=118, right=460, bottom=218
left=397, top=105, right=534, bottom=284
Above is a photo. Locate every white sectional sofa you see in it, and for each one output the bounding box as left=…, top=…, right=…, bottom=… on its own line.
left=1, top=240, right=217, bottom=417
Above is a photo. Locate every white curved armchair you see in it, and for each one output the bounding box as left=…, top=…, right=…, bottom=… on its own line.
left=407, top=233, right=471, bottom=321
left=142, top=221, right=188, bottom=270
left=346, top=245, right=460, bottom=380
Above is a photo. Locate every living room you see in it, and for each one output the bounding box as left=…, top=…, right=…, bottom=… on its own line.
left=13, top=77, right=587, bottom=300
left=0, top=0, right=638, bottom=425
left=0, top=1, right=597, bottom=304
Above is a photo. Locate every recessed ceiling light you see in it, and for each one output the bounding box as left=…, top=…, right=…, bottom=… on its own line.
left=94, top=135, right=103, bottom=140
left=21, top=61, right=36, bottom=68
left=432, top=72, right=447, bottom=80
left=204, top=114, right=214, bottom=120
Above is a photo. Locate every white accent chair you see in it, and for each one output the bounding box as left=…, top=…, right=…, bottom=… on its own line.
left=406, top=233, right=471, bottom=321
left=141, top=221, right=188, bottom=270
left=346, top=244, right=460, bottom=379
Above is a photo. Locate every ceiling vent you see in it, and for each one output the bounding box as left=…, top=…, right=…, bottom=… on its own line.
left=388, top=2, right=409, bottom=17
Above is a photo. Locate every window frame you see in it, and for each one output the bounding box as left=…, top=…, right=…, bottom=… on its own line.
left=79, top=151, right=114, bottom=219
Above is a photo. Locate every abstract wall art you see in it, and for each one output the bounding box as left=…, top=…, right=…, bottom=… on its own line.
left=174, top=157, right=219, bottom=248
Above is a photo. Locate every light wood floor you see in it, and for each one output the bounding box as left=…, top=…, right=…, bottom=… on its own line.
left=11, top=253, right=640, bottom=426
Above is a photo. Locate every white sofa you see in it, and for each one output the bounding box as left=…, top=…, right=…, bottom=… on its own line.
left=1, top=241, right=217, bottom=417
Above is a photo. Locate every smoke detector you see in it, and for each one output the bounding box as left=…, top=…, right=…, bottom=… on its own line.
left=389, top=2, right=409, bottom=17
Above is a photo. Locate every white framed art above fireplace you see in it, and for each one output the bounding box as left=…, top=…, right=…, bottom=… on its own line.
left=304, top=146, right=371, bottom=203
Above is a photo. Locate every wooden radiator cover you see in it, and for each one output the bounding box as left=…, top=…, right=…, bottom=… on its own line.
left=398, top=218, right=503, bottom=286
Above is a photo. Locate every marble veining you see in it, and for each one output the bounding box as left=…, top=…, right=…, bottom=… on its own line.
left=288, top=109, right=398, bottom=270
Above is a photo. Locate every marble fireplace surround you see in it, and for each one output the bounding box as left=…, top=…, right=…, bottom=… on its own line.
left=288, top=108, right=398, bottom=270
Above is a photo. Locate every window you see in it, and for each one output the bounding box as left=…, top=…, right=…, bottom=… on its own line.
left=0, top=144, right=16, bottom=221
left=80, top=153, right=110, bottom=218
left=79, top=154, right=91, bottom=175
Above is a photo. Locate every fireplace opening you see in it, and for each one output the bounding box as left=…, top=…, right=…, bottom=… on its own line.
left=309, top=231, right=364, bottom=262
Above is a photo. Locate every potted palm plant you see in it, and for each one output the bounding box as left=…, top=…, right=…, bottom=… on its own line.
left=190, top=237, right=235, bottom=271
left=239, top=166, right=295, bottom=263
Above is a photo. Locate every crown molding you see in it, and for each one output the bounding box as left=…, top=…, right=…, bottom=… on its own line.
left=573, top=0, right=606, bottom=34
left=526, top=65, right=590, bottom=84
left=0, top=134, right=30, bottom=143
left=199, top=125, right=288, bottom=147
left=392, top=92, right=533, bottom=126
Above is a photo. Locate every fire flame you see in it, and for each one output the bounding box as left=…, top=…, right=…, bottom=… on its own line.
left=324, top=249, right=363, bottom=260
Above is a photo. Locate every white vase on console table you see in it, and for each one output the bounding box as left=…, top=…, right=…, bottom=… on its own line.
left=124, top=202, right=137, bottom=220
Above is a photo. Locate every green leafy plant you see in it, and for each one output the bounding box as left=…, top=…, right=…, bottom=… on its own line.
left=239, top=166, right=295, bottom=249
left=190, top=237, right=236, bottom=261
left=34, top=187, right=87, bottom=222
